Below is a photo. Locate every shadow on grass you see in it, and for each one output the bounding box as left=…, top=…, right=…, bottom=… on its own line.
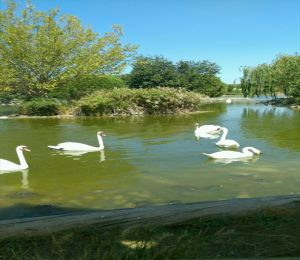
left=0, top=202, right=300, bottom=259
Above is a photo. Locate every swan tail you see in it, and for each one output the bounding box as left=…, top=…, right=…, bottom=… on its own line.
left=48, top=145, right=63, bottom=150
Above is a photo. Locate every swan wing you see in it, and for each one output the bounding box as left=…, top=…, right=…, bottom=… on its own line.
left=203, top=151, right=245, bottom=159
left=0, top=159, right=20, bottom=172
left=51, top=142, right=98, bottom=151
left=216, top=139, right=240, bottom=148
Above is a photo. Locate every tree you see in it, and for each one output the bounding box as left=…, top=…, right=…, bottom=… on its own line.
left=240, top=54, right=300, bottom=98
left=128, top=56, right=225, bottom=97
left=128, top=56, right=180, bottom=88
left=0, top=1, right=137, bottom=98
left=176, top=60, right=224, bottom=96
left=273, top=55, right=300, bottom=97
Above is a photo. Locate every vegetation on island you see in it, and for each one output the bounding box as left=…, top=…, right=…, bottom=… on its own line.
left=0, top=0, right=299, bottom=116
left=0, top=1, right=226, bottom=116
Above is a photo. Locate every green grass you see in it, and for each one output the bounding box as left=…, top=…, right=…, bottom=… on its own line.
left=1, top=204, right=300, bottom=259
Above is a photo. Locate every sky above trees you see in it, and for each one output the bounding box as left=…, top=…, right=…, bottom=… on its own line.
left=1, top=0, right=299, bottom=83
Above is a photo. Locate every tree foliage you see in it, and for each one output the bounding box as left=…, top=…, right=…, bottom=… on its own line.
left=240, top=54, right=300, bottom=98
left=127, top=56, right=180, bottom=88
left=127, top=56, right=225, bottom=97
left=0, top=0, right=137, bottom=98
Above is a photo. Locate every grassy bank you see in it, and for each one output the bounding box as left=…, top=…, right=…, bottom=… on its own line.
left=1, top=204, right=299, bottom=259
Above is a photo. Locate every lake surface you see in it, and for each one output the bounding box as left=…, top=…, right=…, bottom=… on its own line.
left=0, top=101, right=300, bottom=218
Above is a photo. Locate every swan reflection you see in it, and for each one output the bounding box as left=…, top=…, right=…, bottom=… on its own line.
left=195, top=132, right=221, bottom=140
left=0, top=169, right=29, bottom=189
left=210, top=156, right=260, bottom=165
left=56, top=150, right=106, bottom=162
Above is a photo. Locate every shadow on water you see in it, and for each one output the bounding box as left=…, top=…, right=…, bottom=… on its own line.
left=0, top=203, right=100, bottom=220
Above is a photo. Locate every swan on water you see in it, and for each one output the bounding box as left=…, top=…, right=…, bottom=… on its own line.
left=48, top=131, right=105, bottom=151
left=0, top=146, right=30, bottom=172
left=203, top=146, right=261, bottom=159
left=215, top=127, right=240, bottom=148
left=194, top=123, right=222, bottom=140
left=194, top=123, right=221, bottom=137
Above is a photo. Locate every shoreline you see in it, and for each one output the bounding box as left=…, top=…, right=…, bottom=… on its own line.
left=1, top=194, right=299, bottom=239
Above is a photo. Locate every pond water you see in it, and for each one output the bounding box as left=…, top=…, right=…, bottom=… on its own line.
left=0, top=101, right=300, bottom=218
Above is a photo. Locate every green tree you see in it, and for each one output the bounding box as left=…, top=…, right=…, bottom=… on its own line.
left=0, top=1, right=137, bottom=98
left=128, top=56, right=180, bottom=88
left=240, top=54, right=300, bottom=98
left=273, top=55, right=300, bottom=97
left=176, top=60, right=224, bottom=96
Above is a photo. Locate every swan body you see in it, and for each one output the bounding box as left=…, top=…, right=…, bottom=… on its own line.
left=226, top=98, right=232, bottom=104
left=203, top=146, right=261, bottom=159
left=216, top=127, right=240, bottom=148
left=48, top=131, right=105, bottom=151
left=0, top=146, right=30, bottom=172
left=194, top=123, right=222, bottom=136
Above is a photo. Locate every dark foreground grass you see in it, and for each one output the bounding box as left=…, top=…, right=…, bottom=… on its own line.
left=1, top=204, right=300, bottom=259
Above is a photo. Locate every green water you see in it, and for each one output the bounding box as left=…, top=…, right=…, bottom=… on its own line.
left=0, top=102, right=300, bottom=217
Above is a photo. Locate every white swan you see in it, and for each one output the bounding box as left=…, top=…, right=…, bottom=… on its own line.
left=194, top=123, right=222, bottom=139
left=215, top=127, right=240, bottom=148
left=48, top=131, right=105, bottom=151
left=0, top=146, right=30, bottom=172
left=194, top=123, right=221, bottom=135
left=203, top=146, right=261, bottom=159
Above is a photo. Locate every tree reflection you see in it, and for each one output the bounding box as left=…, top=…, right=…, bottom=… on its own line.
left=241, top=107, right=300, bottom=151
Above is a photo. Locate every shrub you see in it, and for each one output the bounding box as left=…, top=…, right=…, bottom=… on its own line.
left=18, top=99, right=62, bottom=116
left=75, top=87, right=207, bottom=116
left=50, top=75, right=126, bottom=100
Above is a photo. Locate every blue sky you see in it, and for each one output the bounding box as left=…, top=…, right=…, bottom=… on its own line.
left=1, top=0, right=300, bottom=83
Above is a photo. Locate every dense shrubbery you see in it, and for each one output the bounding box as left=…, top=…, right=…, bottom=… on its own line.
left=76, top=88, right=207, bottom=115
left=50, top=75, right=126, bottom=100
left=18, top=99, right=62, bottom=116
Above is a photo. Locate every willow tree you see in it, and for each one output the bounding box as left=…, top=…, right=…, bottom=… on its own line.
left=273, top=55, right=300, bottom=97
left=240, top=54, right=300, bottom=99
left=0, top=1, right=137, bottom=98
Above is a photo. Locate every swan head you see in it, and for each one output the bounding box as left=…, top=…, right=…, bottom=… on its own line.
left=97, top=131, right=106, bottom=137
left=195, top=123, right=199, bottom=127
left=244, top=147, right=261, bottom=155
left=16, top=145, right=31, bottom=152
left=249, top=147, right=261, bottom=155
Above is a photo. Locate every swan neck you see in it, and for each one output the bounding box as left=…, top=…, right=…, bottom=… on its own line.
left=16, top=149, right=28, bottom=168
left=97, top=135, right=104, bottom=150
left=242, top=147, right=253, bottom=155
left=220, top=128, right=228, bottom=141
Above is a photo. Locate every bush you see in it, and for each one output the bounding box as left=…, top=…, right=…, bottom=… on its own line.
left=50, top=75, right=126, bottom=100
left=75, top=87, right=207, bottom=116
left=18, top=99, right=62, bottom=116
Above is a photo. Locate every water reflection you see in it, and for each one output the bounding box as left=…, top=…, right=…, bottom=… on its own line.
left=195, top=132, right=221, bottom=140
left=52, top=150, right=106, bottom=162
left=0, top=169, right=29, bottom=189
left=241, top=106, right=300, bottom=150
left=208, top=156, right=260, bottom=165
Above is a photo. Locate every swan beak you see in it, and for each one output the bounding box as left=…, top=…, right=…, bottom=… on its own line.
left=24, top=147, right=31, bottom=152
